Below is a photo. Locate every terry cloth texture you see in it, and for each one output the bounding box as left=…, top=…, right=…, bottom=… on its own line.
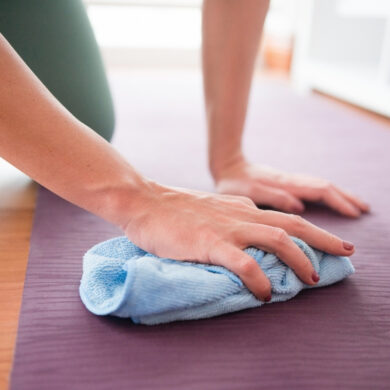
left=80, top=236, right=354, bottom=325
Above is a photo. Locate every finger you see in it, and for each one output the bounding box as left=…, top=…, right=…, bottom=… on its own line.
left=334, top=187, right=370, bottom=213
left=219, top=194, right=257, bottom=208
left=280, top=179, right=367, bottom=216
left=209, top=241, right=272, bottom=301
left=320, top=186, right=361, bottom=218
left=251, top=210, right=355, bottom=256
left=250, top=183, right=305, bottom=214
left=236, top=224, right=318, bottom=286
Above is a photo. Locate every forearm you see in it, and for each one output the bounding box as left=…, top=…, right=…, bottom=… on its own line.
left=202, top=0, right=269, bottom=180
left=0, top=35, right=358, bottom=302
left=0, top=34, right=148, bottom=229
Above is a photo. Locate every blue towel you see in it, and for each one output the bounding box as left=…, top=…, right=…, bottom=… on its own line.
left=79, top=236, right=354, bottom=325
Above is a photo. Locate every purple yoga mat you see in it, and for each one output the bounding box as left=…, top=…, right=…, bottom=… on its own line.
left=10, top=73, right=390, bottom=390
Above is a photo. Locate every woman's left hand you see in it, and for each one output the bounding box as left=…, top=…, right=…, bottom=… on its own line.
left=214, top=159, right=370, bottom=217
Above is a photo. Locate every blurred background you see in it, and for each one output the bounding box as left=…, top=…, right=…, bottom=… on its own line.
left=2, top=0, right=390, bottom=186
left=85, top=0, right=390, bottom=117
left=2, top=0, right=390, bottom=207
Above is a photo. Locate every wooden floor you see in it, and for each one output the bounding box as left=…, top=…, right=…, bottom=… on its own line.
left=0, top=78, right=389, bottom=390
left=0, top=165, right=36, bottom=390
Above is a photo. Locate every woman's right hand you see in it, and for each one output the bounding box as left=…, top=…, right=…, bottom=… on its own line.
left=122, top=180, right=355, bottom=302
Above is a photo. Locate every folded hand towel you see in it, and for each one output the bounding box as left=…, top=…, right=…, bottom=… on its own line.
left=79, top=236, right=354, bottom=325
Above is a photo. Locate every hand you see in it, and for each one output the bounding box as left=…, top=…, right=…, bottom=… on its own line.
left=213, top=159, right=369, bottom=217
left=122, top=181, right=355, bottom=302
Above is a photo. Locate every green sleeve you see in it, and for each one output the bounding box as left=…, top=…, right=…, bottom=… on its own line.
left=0, top=0, right=115, bottom=141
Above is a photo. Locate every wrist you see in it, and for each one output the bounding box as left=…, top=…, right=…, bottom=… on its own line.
left=96, top=173, right=157, bottom=231
left=209, top=151, right=247, bottom=182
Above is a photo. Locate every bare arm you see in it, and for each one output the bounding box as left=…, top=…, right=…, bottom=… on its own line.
left=202, top=0, right=269, bottom=177
left=0, top=34, right=146, bottom=229
left=202, top=0, right=369, bottom=216
left=0, top=34, right=356, bottom=302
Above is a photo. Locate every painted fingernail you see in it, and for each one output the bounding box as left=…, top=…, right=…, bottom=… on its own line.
left=292, top=204, right=304, bottom=213
left=264, top=294, right=272, bottom=302
left=343, top=241, right=354, bottom=251
left=312, top=271, right=320, bottom=283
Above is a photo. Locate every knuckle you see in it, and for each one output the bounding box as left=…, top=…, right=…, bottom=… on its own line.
left=222, top=194, right=239, bottom=202
left=237, top=257, right=257, bottom=277
left=270, top=227, right=289, bottom=246
left=262, top=209, right=276, bottom=218
left=321, top=181, right=333, bottom=193
left=239, top=196, right=256, bottom=207
left=290, top=214, right=306, bottom=232
left=247, top=183, right=260, bottom=200
left=231, top=196, right=248, bottom=206
left=232, top=195, right=245, bottom=201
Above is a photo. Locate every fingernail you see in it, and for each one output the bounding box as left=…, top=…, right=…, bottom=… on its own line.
left=343, top=241, right=354, bottom=251
left=264, top=294, right=272, bottom=302
left=312, top=271, right=320, bottom=283
left=292, top=204, right=304, bottom=213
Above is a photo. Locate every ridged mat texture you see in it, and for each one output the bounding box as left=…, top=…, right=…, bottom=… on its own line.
left=10, top=74, right=390, bottom=390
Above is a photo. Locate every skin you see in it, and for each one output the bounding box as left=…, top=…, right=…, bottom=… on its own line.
left=0, top=2, right=368, bottom=302
left=202, top=0, right=369, bottom=217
